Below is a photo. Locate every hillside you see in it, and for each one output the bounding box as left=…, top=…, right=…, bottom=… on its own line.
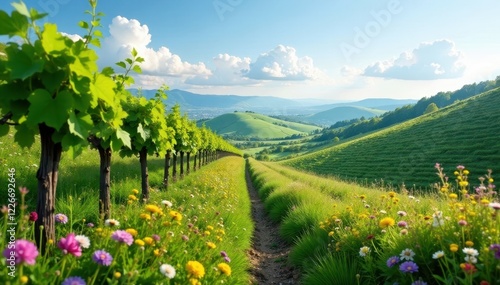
left=284, top=87, right=500, bottom=189
left=301, top=105, right=387, bottom=126
left=202, top=112, right=321, bottom=139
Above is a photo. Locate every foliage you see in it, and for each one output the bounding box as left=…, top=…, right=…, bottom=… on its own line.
left=248, top=158, right=500, bottom=284
left=285, top=87, right=500, bottom=189
left=0, top=135, right=253, bottom=284
left=423, top=102, right=439, bottom=114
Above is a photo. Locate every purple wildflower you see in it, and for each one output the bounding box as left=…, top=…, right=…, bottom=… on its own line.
left=111, top=230, right=134, bottom=246
left=2, top=239, right=39, bottom=265
left=386, top=256, right=400, bottom=267
left=55, top=213, right=68, bottom=224
left=489, top=244, right=500, bottom=259
left=397, top=221, right=408, bottom=228
left=92, top=250, right=113, bottom=266
left=152, top=234, right=161, bottom=242
left=399, top=261, right=419, bottom=273
left=220, top=251, right=228, bottom=258
left=86, top=222, right=94, bottom=228
left=62, top=276, right=86, bottom=285
left=411, top=281, right=427, bottom=285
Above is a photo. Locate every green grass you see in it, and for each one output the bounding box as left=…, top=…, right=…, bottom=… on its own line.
left=304, top=105, right=387, bottom=126
left=247, top=156, right=500, bottom=284
left=284, top=87, right=500, bottom=190
left=203, top=112, right=320, bottom=139
left=0, top=130, right=253, bottom=284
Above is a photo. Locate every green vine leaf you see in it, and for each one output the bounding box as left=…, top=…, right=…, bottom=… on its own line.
left=11, top=2, right=30, bottom=18
left=68, top=112, right=93, bottom=139
left=27, top=89, right=74, bottom=130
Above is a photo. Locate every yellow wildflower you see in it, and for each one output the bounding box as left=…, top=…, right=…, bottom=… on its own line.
left=169, top=210, right=182, bottom=221
left=134, top=239, right=145, bottom=246
left=217, top=262, right=231, bottom=276
left=207, top=242, right=216, bottom=249
left=145, top=204, right=163, bottom=214
left=449, top=193, right=458, bottom=199
left=144, top=237, right=154, bottom=246
left=20, top=276, right=28, bottom=284
left=114, top=272, right=121, bottom=279
left=126, top=228, right=138, bottom=237
left=132, top=189, right=139, bottom=195
left=186, top=261, right=205, bottom=279
left=140, top=213, right=151, bottom=220
left=465, top=241, right=474, bottom=247
left=379, top=217, right=395, bottom=228
left=450, top=243, right=459, bottom=252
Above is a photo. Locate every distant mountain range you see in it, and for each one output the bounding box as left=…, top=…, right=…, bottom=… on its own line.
left=132, top=88, right=416, bottom=125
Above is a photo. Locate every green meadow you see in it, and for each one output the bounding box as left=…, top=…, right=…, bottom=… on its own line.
left=285, top=87, right=500, bottom=190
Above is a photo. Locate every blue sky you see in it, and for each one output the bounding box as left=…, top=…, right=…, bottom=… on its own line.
left=2, top=0, right=500, bottom=101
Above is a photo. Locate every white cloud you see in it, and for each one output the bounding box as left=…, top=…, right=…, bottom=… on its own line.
left=363, top=39, right=465, bottom=80
left=99, top=16, right=211, bottom=84
left=245, top=45, right=324, bottom=81
left=186, top=53, right=254, bottom=85
left=61, top=32, right=83, bottom=42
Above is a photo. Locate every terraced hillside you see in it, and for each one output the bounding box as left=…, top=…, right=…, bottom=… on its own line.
left=202, top=112, right=321, bottom=139
left=284, top=87, right=500, bottom=190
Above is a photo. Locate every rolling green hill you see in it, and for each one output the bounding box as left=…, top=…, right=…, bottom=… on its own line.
left=301, top=105, right=387, bottom=126
left=284, top=87, right=500, bottom=190
left=202, top=112, right=321, bottom=139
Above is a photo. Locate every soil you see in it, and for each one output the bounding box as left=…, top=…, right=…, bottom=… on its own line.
left=245, top=164, right=301, bottom=284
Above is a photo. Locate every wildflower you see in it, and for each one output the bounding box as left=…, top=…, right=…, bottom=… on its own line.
left=489, top=202, right=500, bottom=210
left=104, top=219, right=120, bottom=227
left=489, top=244, right=500, bottom=259
left=162, top=200, right=173, bottom=207
left=62, top=276, right=86, bottom=285
left=134, top=239, right=145, bottom=247
left=397, top=211, right=407, bottom=216
left=20, top=276, right=28, bottom=284
left=399, top=261, right=419, bottom=273
left=87, top=223, right=94, bottom=228
left=58, top=233, right=82, bottom=257
left=464, top=255, right=478, bottom=263
left=207, top=242, right=216, bottom=249
left=19, top=187, right=29, bottom=195
left=458, top=220, right=467, bottom=226
left=186, top=260, right=205, bottom=278
left=400, top=229, right=408, bottom=235
left=359, top=246, right=370, bottom=257
left=126, top=228, right=138, bottom=237
left=463, top=247, right=479, bottom=257
left=217, top=263, right=231, bottom=276
left=29, top=212, right=38, bottom=222
left=397, top=221, right=408, bottom=228
left=379, top=217, right=395, bottom=228
left=465, top=241, right=474, bottom=247
left=182, top=235, right=189, bottom=241
left=144, top=237, right=154, bottom=246
left=411, top=281, right=428, bottom=285
left=2, top=239, right=38, bottom=265
left=160, top=264, right=176, bottom=278
left=432, top=251, right=445, bottom=259
left=55, top=213, right=68, bottom=224
left=111, top=230, right=134, bottom=246
left=92, top=250, right=113, bottom=266
left=152, top=234, right=161, bottom=241
left=432, top=211, right=445, bottom=227
left=460, top=263, right=477, bottom=274
left=169, top=210, right=183, bottom=221
left=145, top=204, right=162, bottom=214
left=75, top=235, right=91, bottom=249
left=140, top=213, right=151, bottom=220
left=400, top=248, right=415, bottom=261
left=114, top=272, right=121, bottom=279
left=386, top=256, right=399, bottom=267
left=450, top=244, right=459, bottom=252
left=132, top=189, right=139, bottom=195
left=128, top=194, right=137, bottom=201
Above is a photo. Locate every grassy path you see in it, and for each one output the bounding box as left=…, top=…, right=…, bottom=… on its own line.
left=246, top=161, right=300, bottom=284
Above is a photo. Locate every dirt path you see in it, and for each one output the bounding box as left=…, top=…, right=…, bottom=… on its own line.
left=246, top=164, right=300, bottom=284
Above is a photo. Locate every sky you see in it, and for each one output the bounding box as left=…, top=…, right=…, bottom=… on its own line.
left=2, top=0, right=500, bottom=101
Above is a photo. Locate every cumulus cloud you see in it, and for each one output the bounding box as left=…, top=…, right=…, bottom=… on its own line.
left=363, top=39, right=465, bottom=80
left=186, top=53, right=253, bottom=85
left=245, top=45, right=323, bottom=81
left=61, top=32, right=83, bottom=42
left=99, top=16, right=211, bottom=81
